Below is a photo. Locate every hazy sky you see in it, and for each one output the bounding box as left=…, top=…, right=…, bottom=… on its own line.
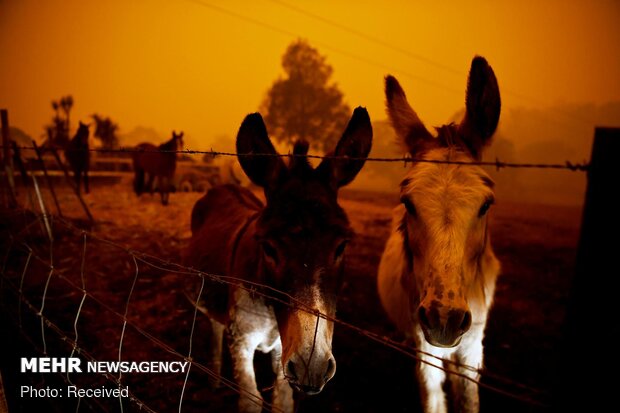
left=1, top=0, right=619, bottom=149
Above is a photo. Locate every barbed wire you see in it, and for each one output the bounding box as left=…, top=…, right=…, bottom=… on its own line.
left=52, top=214, right=550, bottom=406
left=0, top=207, right=551, bottom=410
left=4, top=144, right=589, bottom=171
left=1, top=227, right=282, bottom=413
left=0, top=276, right=161, bottom=413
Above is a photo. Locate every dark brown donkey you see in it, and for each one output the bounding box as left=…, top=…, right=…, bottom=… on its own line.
left=64, top=121, right=90, bottom=194
left=132, top=131, right=183, bottom=205
left=185, top=108, right=372, bottom=412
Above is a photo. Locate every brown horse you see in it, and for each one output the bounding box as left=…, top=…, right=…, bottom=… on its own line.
left=377, top=56, right=501, bottom=413
left=132, top=131, right=183, bottom=205
left=185, top=108, right=372, bottom=412
left=64, top=121, right=90, bottom=194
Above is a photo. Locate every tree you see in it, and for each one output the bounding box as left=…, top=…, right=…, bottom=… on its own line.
left=60, top=95, right=74, bottom=132
left=44, top=96, right=73, bottom=147
left=91, top=114, right=120, bottom=150
left=52, top=100, right=60, bottom=119
left=261, top=39, right=351, bottom=152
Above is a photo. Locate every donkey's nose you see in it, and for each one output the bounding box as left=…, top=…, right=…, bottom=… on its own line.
left=285, top=353, right=336, bottom=395
left=448, top=308, right=472, bottom=334
left=324, top=355, right=337, bottom=382
left=418, top=305, right=472, bottom=347
left=285, top=360, right=298, bottom=382
left=418, top=305, right=439, bottom=331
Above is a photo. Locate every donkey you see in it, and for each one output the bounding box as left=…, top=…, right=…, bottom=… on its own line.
left=65, top=121, right=90, bottom=194
left=132, top=131, right=184, bottom=205
left=377, top=56, right=501, bottom=413
left=185, top=108, right=372, bottom=412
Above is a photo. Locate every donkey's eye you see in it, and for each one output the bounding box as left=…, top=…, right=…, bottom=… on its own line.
left=334, top=240, right=348, bottom=261
left=401, top=197, right=417, bottom=217
left=478, top=200, right=493, bottom=217
left=261, top=242, right=278, bottom=264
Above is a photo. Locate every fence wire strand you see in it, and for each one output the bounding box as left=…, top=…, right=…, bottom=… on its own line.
left=5, top=224, right=282, bottom=413
left=57, top=215, right=548, bottom=406
left=3, top=144, right=589, bottom=171
left=178, top=274, right=205, bottom=413
left=0, top=275, right=160, bottom=413
left=0, top=201, right=551, bottom=411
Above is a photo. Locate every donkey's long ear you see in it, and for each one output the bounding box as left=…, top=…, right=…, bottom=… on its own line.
left=317, top=107, right=372, bottom=189
left=458, top=56, right=501, bottom=159
left=385, top=75, right=434, bottom=155
left=236, top=113, right=285, bottom=189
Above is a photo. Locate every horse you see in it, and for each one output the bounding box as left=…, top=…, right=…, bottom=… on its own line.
left=64, top=121, right=90, bottom=194
left=132, top=131, right=184, bottom=205
left=184, top=108, right=372, bottom=412
left=377, top=56, right=501, bottom=413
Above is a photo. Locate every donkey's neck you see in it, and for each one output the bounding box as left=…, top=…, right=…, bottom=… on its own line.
left=228, top=212, right=270, bottom=288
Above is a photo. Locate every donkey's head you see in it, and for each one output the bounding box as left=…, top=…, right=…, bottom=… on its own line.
left=172, top=130, right=184, bottom=149
left=386, top=57, right=500, bottom=348
left=236, top=107, right=372, bottom=394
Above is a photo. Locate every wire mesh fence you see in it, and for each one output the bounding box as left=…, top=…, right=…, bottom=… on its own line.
left=0, top=206, right=551, bottom=412
left=0, top=138, right=582, bottom=411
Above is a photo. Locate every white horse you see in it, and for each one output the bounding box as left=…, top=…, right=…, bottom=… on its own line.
left=377, top=56, right=501, bottom=413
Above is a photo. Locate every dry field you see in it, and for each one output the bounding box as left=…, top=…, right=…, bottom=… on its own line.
left=0, top=181, right=582, bottom=412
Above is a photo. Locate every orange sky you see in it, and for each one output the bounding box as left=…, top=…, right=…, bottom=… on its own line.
left=1, top=0, right=619, bottom=149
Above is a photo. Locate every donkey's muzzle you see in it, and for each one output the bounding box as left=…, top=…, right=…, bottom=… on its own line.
left=418, top=305, right=472, bottom=348
left=285, top=353, right=336, bottom=395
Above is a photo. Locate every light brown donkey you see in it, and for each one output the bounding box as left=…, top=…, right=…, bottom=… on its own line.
left=377, top=56, right=501, bottom=413
left=186, top=108, right=372, bottom=412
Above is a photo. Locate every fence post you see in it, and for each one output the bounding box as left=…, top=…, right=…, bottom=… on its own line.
left=31, top=141, right=63, bottom=218
left=1, top=110, right=12, bottom=171
left=49, top=146, right=94, bottom=223
left=555, top=127, right=619, bottom=411
left=1, top=110, right=17, bottom=208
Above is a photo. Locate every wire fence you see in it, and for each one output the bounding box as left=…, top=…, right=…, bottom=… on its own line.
left=0, top=136, right=569, bottom=411
left=0, top=205, right=551, bottom=412
left=1, top=211, right=281, bottom=413
left=5, top=144, right=590, bottom=171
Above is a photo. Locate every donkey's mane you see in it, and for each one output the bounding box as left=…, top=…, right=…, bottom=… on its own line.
left=433, top=123, right=475, bottom=160
left=434, top=123, right=459, bottom=146
left=289, top=139, right=312, bottom=174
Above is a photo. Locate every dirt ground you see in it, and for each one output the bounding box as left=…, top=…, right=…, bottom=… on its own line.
left=0, top=181, right=582, bottom=412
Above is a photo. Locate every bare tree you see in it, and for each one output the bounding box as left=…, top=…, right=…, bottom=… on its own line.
left=60, top=95, right=74, bottom=132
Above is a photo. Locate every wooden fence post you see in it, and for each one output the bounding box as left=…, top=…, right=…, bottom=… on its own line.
left=1, top=109, right=17, bottom=208
left=555, top=127, right=619, bottom=411
left=31, top=141, right=63, bottom=217
left=1, top=110, right=12, bottom=172
left=49, top=146, right=94, bottom=223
